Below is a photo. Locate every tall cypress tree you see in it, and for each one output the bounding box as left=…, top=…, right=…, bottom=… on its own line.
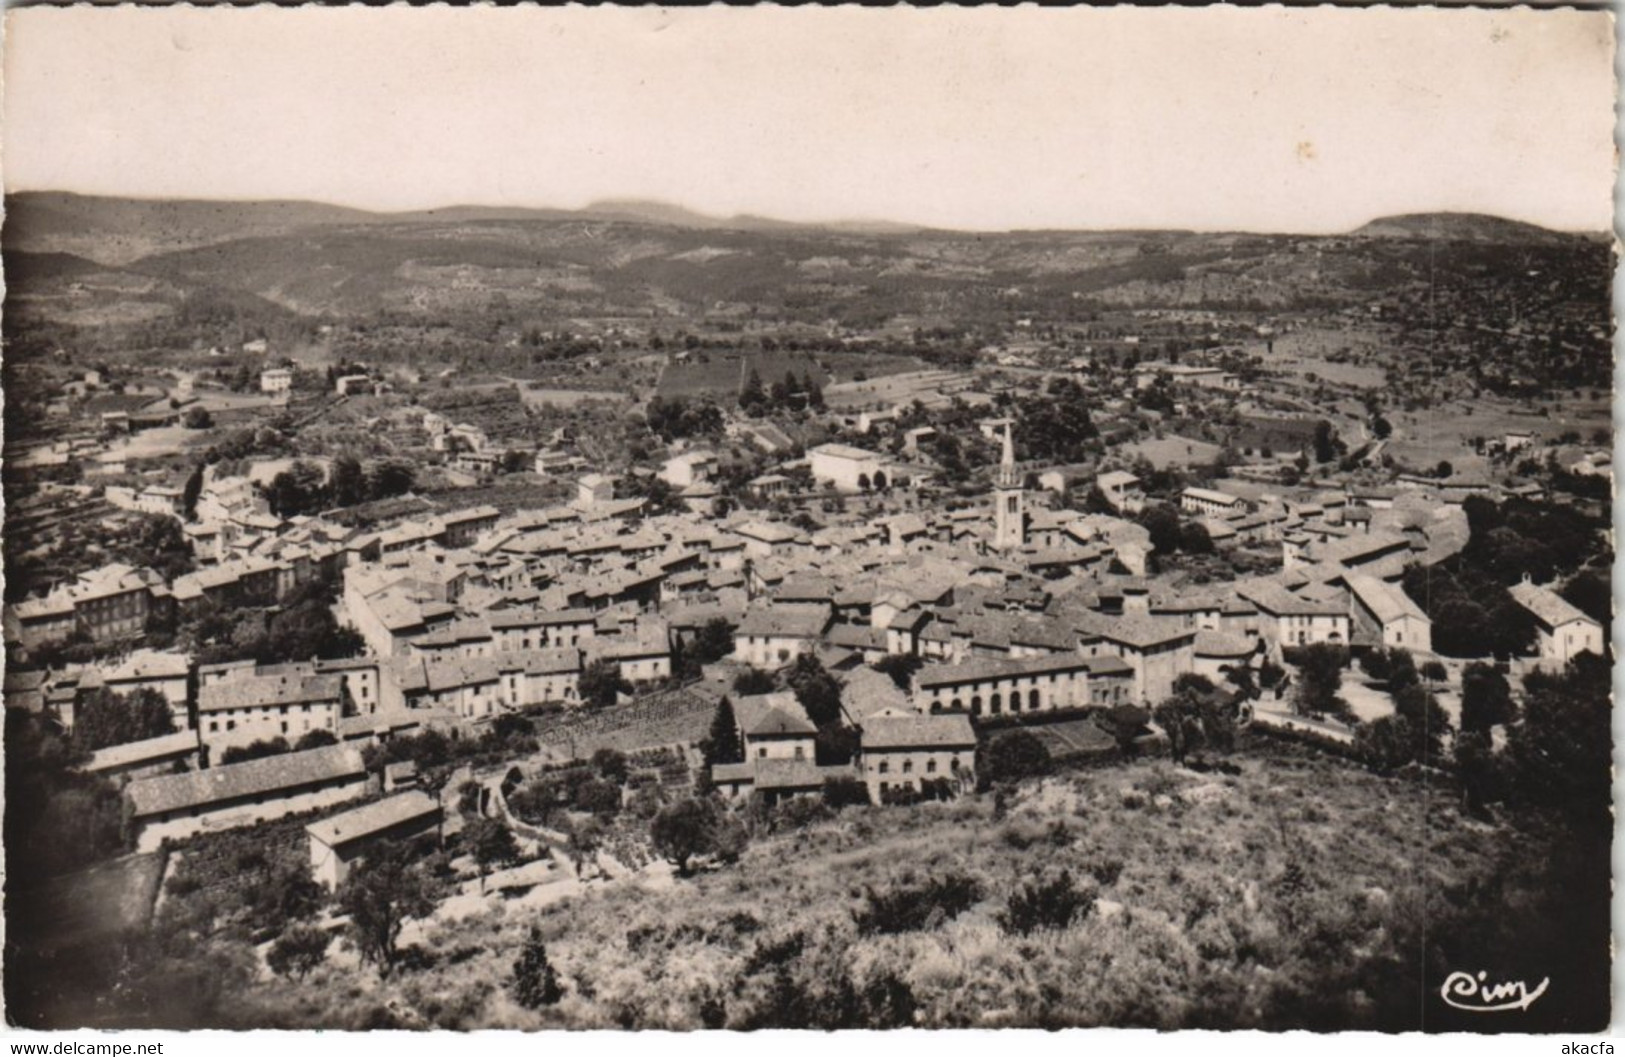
left=739, top=367, right=765, bottom=411
left=703, top=696, right=742, bottom=766
left=512, top=926, right=563, bottom=1008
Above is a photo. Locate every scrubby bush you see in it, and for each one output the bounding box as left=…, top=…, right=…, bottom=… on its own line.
left=822, top=776, right=870, bottom=809
left=267, top=923, right=332, bottom=980
left=852, top=873, right=983, bottom=936
left=770, top=796, right=833, bottom=831
left=998, top=870, right=1096, bottom=936
left=980, top=729, right=1050, bottom=786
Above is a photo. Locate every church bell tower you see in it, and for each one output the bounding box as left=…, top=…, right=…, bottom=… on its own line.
left=993, top=422, right=1025, bottom=551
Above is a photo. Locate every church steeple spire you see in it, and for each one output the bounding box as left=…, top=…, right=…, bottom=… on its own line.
left=998, top=422, right=1017, bottom=488
left=993, top=421, right=1025, bottom=550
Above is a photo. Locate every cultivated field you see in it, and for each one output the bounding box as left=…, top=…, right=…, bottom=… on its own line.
left=1122, top=434, right=1224, bottom=470
left=655, top=351, right=828, bottom=401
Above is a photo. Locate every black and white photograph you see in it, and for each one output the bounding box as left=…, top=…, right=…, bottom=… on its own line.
left=0, top=4, right=1615, bottom=1035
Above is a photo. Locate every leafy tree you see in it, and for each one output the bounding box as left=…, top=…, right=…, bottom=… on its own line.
left=872, top=653, right=923, bottom=692
left=650, top=797, right=721, bottom=876
left=1292, top=643, right=1349, bottom=719
left=690, top=618, right=736, bottom=666
left=1137, top=504, right=1182, bottom=555
left=71, top=687, right=174, bottom=753
left=108, top=513, right=195, bottom=583
left=1312, top=421, right=1336, bottom=464
left=1015, top=379, right=1098, bottom=463
left=251, top=861, right=326, bottom=933
left=711, top=812, right=749, bottom=865
left=4, top=711, right=129, bottom=885
left=1354, top=715, right=1415, bottom=775
left=813, top=724, right=860, bottom=767
left=182, top=406, right=213, bottom=430
left=368, top=460, right=416, bottom=501
left=1151, top=673, right=1232, bottom=765
left=467, top=818, right=520, bottom=890
left=784, top=654, right=842, bottom=728
left=511, top=926, right=564, bottom=1008
left=1460, top=663, right=1515, bottom=733
left=1370, top=414, right=1392, bottom=440
left=1454, top=729, right=1503, bottom=818
left=267, top=923, right=332, bottom=980
left=702, top=697, right=743, bottom=767
left=1081, top=484, right=1117, bottom=516
left=573, top=778, right=623, bottom=818
left=219, top=737, right=291, bottom=765
left=338, top=843, right=438, bottom=977
left=980, top=729, right=1050, bottom=786
left=1506, top=655, right=1611, bottom=835
left=1560, top=570, right=1611, bottom=628
left=591, top=747, right=629, bottom=785
left=1393, top=683, right=1451, bottom=763
left=822, top=776, right=870, bottom=809
left=732, top=667, right=776, bottom=695
left=266, top=459, right=328, bottom=518
left=294, top=729, right=338, bottom=751
left=330, top=453, right=367, bottom=508
left=563, top=816, right=604, bottom=879
left=1106, top=703, right=1153, bottom=757
left=1179, top=520, right=1215, bottom=555
left=578, top=659, right=630, bottom=710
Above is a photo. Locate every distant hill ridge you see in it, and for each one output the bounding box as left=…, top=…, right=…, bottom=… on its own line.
left=5, top=192, right=1587, bottom=258
left=1349, top=211, right=1574, bottom=244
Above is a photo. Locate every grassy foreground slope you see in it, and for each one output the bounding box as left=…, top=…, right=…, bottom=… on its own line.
left=235, top=740, right=1604, bottom=1031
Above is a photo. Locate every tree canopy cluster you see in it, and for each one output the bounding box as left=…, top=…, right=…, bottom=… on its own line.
left=267, top=456, right=416, bottom=518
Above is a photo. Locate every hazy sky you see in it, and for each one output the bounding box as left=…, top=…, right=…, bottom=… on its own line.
left=3, top=6, right=1615, bottom=233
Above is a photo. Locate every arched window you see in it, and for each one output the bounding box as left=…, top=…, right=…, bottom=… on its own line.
left=930, top=701, right=942, bottom=714
left=990, top=693, right=1002, bottom=715
left=926, top=759, right=937, bottom=774
left=1029, top=688, right=1042, bottom=710
left=878, top=760, right=889, bottom=774
left=971, top=695, right=982, bottom=714
left=951, top=698, right=963, bottom=711
left=902, top=760, right=913, bottom=774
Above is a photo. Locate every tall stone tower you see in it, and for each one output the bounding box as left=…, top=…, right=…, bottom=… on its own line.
left=993, top=422, right=1025, bottom=551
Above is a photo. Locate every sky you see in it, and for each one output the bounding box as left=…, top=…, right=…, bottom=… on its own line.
left=3, top=6, right=1616, bottom=234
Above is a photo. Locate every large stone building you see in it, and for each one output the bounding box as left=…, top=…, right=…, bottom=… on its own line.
left=125, top=745, right=370, bottom=852
left=306, top=791, right=443, bottom=889
left=808, top=443, right=885, bottom=493
left=1508, top=579, right=1604, bottom=667
left=857, top=713, right=977, bottom=803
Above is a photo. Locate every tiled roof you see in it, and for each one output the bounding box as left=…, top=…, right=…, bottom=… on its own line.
left=1509, top=581, right=1597, bottom=630
left=198, top=671, right=343, bottom=714
left=733, top=692, right=812, bottom=738
left=860, top=713, right=977, bottom=750
left=736, top=605, right=832, bottom=640
left=915, top=651, right=1105, bottom=689
left=127, top=745, right=366, bottom=818
left=1345, top=573, right=1430, bottom=627
left=305, top=791, right=442, bottom=848
left=84, top=730, right=200, bottom=773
